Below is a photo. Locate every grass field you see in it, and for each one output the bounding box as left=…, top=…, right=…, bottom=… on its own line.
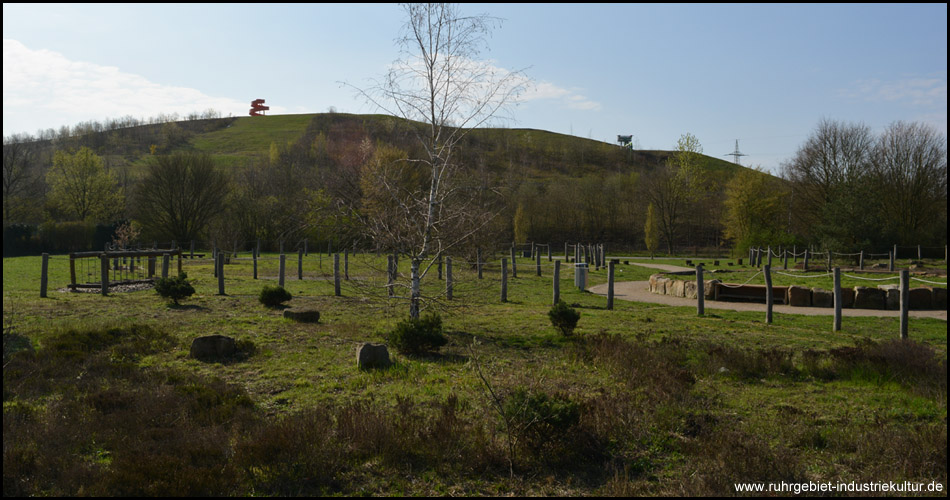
left=3, top=252, right=947, bottom=495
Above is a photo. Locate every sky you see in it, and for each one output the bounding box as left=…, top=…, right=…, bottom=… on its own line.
left=3, top=3, right=947, bottom=174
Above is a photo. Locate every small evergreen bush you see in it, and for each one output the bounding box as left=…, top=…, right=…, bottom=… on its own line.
left=155, top=272, right=195, bottom=305
left=548, top=300, right=580, bottom=336
left=386, top=313, right=447, bottom=355
left=259, top=285, right=292, bottom=308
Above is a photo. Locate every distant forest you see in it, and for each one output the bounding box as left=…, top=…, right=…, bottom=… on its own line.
left=3, top=112, right=946, bottom=257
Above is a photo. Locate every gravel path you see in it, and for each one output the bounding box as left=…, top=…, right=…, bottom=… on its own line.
left=588, top=280, right=947, bottom=320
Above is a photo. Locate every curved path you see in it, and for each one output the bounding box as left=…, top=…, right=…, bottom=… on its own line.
left=588, top=280, right=946, bottom=321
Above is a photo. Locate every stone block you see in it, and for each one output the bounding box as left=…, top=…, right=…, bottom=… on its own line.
left=811, top=288, right=833, bottom=308
left=357, top=343, right=391, bottom=370
left=840, top=288, right=855, bottom=308
left=786, top=285, right=811, bottom=307
left=853, top=286, right=886, bottom=310
left=878, top=285, right=900, bottom=310
left=190, top=335, right=236, bottom=361
left=933, top=287, right=947, bottom=310
left=671, top=279, right=685, bottom=297
left=908, top=287, right=933, bottom=310
left=684, top=280, right=697, bottom=299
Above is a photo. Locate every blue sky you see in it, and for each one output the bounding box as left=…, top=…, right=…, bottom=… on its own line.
left=3, top=3, right=946, bottom=173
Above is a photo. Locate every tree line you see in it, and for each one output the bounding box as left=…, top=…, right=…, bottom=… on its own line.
left=3, top=115, right=946, bottom=257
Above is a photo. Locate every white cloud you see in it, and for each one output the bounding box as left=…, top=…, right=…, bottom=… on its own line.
left=3, top=39, right=255, bottom=135
left=521, top=80, right=601, bottom=111
left=842, top=75, right=947, bottom=107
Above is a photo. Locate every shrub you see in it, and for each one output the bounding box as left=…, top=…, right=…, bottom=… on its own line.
left=259, top=285, right=292, bottom=308
left=548, top=300, right=580, bottom=336
left=154, top=272, right=195, bottom=305
left=386, top=313, right=447, bottom=355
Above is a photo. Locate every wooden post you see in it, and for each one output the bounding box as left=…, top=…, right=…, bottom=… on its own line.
left=899, top=269, right=909, bottom=340
left=473, top=248, right=481, bottom=279
left=279, top=254, right=286, bottom=288
left=279, top=240, right=284, bottom=255
left=547, top=244, right=552, bottom=262
left=501, top=258, right=508, bottom=302
left=606, top=260, right=615, bottom=310
left=162, top=253, right=170, bottom=278
left=826, top=251, right=832, bottom=272
left=190, top=240, right=195, bottom=259
left=893, top=244, right=898, bottom=263
left=334, top=253, right=341, bottom=296
left=536, top=250, right=541, bottom=277
left=40, top=253, right=49, bottom=298
left=438, top=254, right=443, bottom=280
left=553, top=260, right=560, bottom=306
left=256, top=239, right=261, bottom=258
left=69, top=254, right=77, bottom=287
left=298, top=247, right=303, bottom=280
left=100, top=253, right=109, bottom=296
left=510, top=246, right=517, bottom=278
left=833, top=267, right=842, bottom=332
left=803, top=249, right=809, bottom=271
left=696, top=264, right=704, bottom=316
left=217, top=253, right=225, bottom=295
left=917, top=245, right=921, bottom=261
left=783, top=249, right=788, bottom=270
left=859, top=250, right=864, bottom=270
left=889, top=250, right=895, bottom=272
left=387, top=255, right=395, bottom=297
left=177, top=251, right=182, bottom=276
left=253, top=247, right=258, bottom=279
left=446, top=257, right=453, bottom=300
left=564, top=242, right=569, bottom=261
left=767, top=246, right=773, bottom=268
left=765, top=264, right=773, bottom=324
left=344, top=250, right=349, bottom=280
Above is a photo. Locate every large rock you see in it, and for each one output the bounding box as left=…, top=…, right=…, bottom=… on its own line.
left=786, top=286, right=811, bottom=307
left=190, top=335, right=236, bottom=361
left=853, top=286, right=886, bottom=309
left=878, top=285, right=900, bottom=310
left=670, top=279, right=686, bottom=297
left=283, top=308, right=321, bottom=323
left=705, top=279, right=721, bottom=300
left=840, top=288, right=855, bottom=308
left=684, top=280, right=698, bottom=299
left=933, top=287, right=947, bottom=310
left=654, top=276, right=672, bottom=295
left=908, top=288, right=933, bottom=310
left=811, top=288, right=833, bottom=308
left=357, top=343, right=391, bottom=370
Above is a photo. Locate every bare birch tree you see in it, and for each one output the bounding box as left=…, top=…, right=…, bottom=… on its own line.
left=349, top=3, right=529, bottom=318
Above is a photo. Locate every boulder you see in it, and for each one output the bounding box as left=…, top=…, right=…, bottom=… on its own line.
left=670, top=279, right=685, bottom=297
left=786, top=286, right=811, bottom=307
left=840, top=288, right=855, bottom=308
left=357, top=343, right=391, bottom=370
left=853, top=286, right=886, bottom=310
left=908, top=287, right=933, bottom=310
left=811, top=288, right=833, bottom=308
left=190, top=335, right=236, bottom=361
left=684, top=280, right=697, bottom=299
left=283, top=308, right=321, bottom=323
left=878, top=285, right=900, bottom=310
left=933, top=287, right=947, bottom=310
left=704, top=279, right=721, bottom=300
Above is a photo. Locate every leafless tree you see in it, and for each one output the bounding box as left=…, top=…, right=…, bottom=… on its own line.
left=348, top=3, right=529, bottom=318
left=871, top=121, right=947, bottom=244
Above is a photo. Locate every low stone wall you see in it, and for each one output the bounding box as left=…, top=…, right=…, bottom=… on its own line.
left=648, top=273, right=947, bottom=310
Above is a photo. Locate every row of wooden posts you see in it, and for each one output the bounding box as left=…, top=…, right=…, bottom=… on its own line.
left=748, top=244, right=948, bottom=271
left=695, top=263, right=914, bottom=339
left=40, top=246, right=919, bottom=339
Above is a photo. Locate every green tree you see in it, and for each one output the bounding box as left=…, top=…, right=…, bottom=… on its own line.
left=644, top=202, right=660, bottom=258
left=134, top=152, right=229, bottom=243
left=722, top=167, right=789, bottom=254
left=46, top=146, right=123, bottom=222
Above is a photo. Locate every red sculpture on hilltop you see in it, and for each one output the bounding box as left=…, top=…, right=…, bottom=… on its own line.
left=249, top=99, right=269, bottom=116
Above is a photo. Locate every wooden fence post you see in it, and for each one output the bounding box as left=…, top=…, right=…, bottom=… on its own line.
left=40, top=253, right=49, bottom=298
left=438, top=254, right=443, bottom=280
left=100, top=253, right=109, bottom=296
left=217, top=253, right=225, bottom=295
left=476, top=248, right=483, bottom=279
left=833, top=267, right=842, bottom=331
left=803, top=249, right=809, bottom=271
left=253, top=247, right=258, bottom=279
left=345, top=250, right=349, bottom=280
left=536, top=251, right=541, bottom=277
left=510, top=246, right=517, bottom=278
left=696, top=264, right=704, bottom=316
left=765, top=264, right=773, bottom=324
left=553, top=260, right=560, bottom=306
left=162, top=253, right=170, bottom=278
left=298, top=247, right=304, bottom=280
left=279, top=254, right=286, bottom=288
left=783, top=249, right=788, bottom=270
left=859, top=250, right=864, bottom=270
left=900, top=269, right=909, bottom=340
left=387, top=255, right=395, bottom=297
left=334, top=253, right=341, bottom=296
left=889, top=250, right=895, bottom=272
left=446, top=257, right=453, bottom=300
left=607, top=260, right=615, bottom=310
left=501, top=258, right=508, bottom=302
